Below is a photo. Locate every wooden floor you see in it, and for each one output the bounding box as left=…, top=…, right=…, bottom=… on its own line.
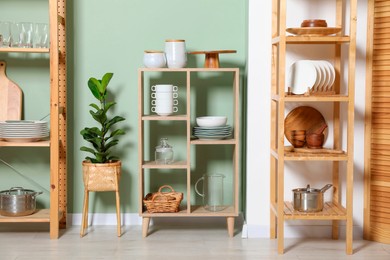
left=1, top=223, right=390, bottom=259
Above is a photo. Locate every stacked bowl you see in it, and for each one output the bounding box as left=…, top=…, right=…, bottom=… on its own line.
left=193, top=116, right=232, bottom=140
left=151, top=84, right=178, bottom=116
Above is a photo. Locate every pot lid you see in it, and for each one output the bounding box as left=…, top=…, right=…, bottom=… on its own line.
left=0, top=187, right=37, bottom=195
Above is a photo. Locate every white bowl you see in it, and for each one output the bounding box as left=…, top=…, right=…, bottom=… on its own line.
left=143, top=51, right=167, bottom=68
left=196, top=116, right=227, bottom=127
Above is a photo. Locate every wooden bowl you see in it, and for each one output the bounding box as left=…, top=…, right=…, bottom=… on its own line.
left=301, top=19, right=327, bottom=28
left=306, top=133, right=324, bottom=149
left=291, top=139, right=305, bottom=148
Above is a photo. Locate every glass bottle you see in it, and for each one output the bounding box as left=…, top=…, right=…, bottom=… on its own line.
left=155, top=138, right=174, bottom=164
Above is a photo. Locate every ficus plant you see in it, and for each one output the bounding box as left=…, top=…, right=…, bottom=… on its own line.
left=80, top=72, right=126, bottom=163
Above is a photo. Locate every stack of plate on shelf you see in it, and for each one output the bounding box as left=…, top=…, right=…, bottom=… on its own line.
left=0, top=120, right=49, bottom=142
left=192, top=125, right=232, bottom=140
left=287, top=60, right=335, bottom=95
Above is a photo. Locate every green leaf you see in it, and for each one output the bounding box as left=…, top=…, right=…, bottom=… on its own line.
left=105, top=116, right=125, bottom=129
left=80, top=146, right=96, bottom=155
left=87, top=78, right=101, bottom=100
left=101, top=73, right=113, bottom=90
left=89, top=103, right=100, bottom=111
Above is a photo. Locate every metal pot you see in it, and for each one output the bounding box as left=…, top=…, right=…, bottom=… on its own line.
left=0, top=187, right=42, bottom=216
left=292, top=184, right=332, bottom=212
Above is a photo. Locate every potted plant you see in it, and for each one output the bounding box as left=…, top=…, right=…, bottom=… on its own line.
left=80, top=72, right=125, bottom=191
left=80, top=72, right=125, bottom=237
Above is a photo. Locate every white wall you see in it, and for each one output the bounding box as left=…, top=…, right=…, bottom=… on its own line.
left=245, top=0, right=367, bottom=238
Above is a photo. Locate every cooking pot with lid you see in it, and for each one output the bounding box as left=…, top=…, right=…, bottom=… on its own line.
left=0, top=187, right=42, bottom=216
left=292, top=184, right=332, bottom=212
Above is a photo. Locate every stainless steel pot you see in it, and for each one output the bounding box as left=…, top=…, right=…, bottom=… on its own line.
left=292, top=184, right=332, bottom=212
left=0, top=187, right=42, bottom=216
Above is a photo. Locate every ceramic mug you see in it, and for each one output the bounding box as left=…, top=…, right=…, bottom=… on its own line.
left=151, top=99, right=178, bottom=106
left=151, top=92, right=178, bottom=99
left=143, top=50, right=167, bottom=68
left=165, top=39, right=187, bottom=68
left=151, top=84, right=178, bottom=92
left=151, top=106, right=178, bottom=116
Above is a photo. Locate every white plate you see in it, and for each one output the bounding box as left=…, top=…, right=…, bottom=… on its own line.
left=287, top=60, right=317, bottom=94
left=310, top=62, right=322, bottom=92
left=1, top=137, right=45, bottom=142
left=322, top=61, right=335, bottom=91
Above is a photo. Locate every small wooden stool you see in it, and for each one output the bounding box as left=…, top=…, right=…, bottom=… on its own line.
left=80, top=162, right=121, bottom=237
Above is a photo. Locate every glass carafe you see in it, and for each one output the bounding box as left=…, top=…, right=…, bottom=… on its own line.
left=155, top=138, right=174, bottom=164
left=195, top=174, right=225, bottom=211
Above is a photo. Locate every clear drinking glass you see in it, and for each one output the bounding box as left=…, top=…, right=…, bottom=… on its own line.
left=20, top=22, right=33, bottom=48
left=10, top=22, right=21, bottom=47
left=0, top=21, right=11, bottom=47
left=33, top=23, right=49, bottom=48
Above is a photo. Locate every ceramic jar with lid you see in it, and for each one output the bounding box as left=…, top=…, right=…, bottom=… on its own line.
left=165, top=39, right=187, bottom=68
left=155, top=138, right=174, bottom=164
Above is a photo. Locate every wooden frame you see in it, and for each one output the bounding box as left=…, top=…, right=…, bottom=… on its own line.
left=0, top=0, right=67, bottom=238
left=270, top=0, right=356, bottom=254
left=138, top=68, right=240, bottom=238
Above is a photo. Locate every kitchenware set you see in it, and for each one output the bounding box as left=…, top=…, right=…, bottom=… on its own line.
left=0, top=21, right=48, bottom=48
left=144, top=39, right=187, bottom=68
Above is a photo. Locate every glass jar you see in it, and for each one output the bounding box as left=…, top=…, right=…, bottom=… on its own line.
left=155, top=138, right=174, bottom=164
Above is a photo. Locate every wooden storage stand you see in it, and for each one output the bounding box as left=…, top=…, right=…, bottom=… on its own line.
left=138, top=68, right=239, bottom=237
left=0, top=0, right=67, bottom=238
left=270, top=0, right=356, bottom=254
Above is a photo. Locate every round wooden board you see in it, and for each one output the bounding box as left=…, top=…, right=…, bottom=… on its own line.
left=286, top=27, right=342, bottom=36
left=284, top=106, right=327, bottom=144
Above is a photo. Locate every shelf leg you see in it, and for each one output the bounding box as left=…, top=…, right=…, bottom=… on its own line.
left=80, top=189, right=89, bottom=237
left=227, top=217, right=235, bottom=237
left=346, top=218, right=353, bottom=254
left=115, top=190, right=121, bottom=237
left=277, top=215, right=284, bottom=254
left=142, top=217, right=150, bottom=238
left=332, top=220, right=339, bottom=239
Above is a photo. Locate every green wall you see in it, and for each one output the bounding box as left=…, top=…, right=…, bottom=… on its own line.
left=0, top=0, right=247, bottom=214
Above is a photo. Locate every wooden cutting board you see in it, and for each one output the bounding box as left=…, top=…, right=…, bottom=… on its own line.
left=0, top=61, right=22, bottom=120
left=284, top=106, right=327, bottom=144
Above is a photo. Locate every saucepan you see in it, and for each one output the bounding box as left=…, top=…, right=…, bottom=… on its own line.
left=292, top=184, right=332, bottom=212
left=0, top=187, right=42, bottom=216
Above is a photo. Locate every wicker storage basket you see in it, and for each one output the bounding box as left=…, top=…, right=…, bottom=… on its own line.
left=143, top=185, right=183, bottom=213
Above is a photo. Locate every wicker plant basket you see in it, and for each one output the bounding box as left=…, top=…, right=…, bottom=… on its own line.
left=82, top=160, right=121, bottom=191
left=143, top=185, right=183, bottom=213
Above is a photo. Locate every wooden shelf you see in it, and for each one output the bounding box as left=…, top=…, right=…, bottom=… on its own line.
left=272, top=36, right=350, bottom=45
left=0, top=209, right=50, bottom=223
left=139, top=67, right=240, bottom=237
left=0, top=140, right=50, bottom=147
left=142, top=160, right=188, bottom=169
left=0, top=47, right=50, bottom=53
left=283, top=202, right=347, bottom=220
left=142, top=115, right=188, bottom=121
left=141, top=205, right=237, bottom=217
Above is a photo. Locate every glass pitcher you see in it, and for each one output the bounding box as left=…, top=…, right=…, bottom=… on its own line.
left=155, top=138, right=174, bottom=164
left=195, top=174, right=225, bottom=212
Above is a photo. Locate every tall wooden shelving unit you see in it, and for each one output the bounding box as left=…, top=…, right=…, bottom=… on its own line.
left=138, top=68, right=239, bottom=237
left=0, top=0, right=67, bottom=238
left=270, top=0, right=356, bottom=254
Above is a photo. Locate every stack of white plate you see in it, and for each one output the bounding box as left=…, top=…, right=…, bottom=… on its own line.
left=193, top=125, right=232, bottom=140
left=287, top=60, right=336, bottom=95
left=0, top=120, right=49, bottom=142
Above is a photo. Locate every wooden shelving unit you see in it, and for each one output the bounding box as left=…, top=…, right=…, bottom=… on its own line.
left=138, top=67, right=240, bottom=237
left=0, top=0, right=67, bottom=238
left=270, top=0, right=356, bottom=254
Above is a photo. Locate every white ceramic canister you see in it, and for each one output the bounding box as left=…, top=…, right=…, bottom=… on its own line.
left=143, top=50, right=167, bottom=68
left=165, top=39, right=187, bottom=68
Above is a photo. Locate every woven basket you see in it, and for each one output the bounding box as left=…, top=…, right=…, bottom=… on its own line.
left=82, top=160, right=121, bottom=191
left=143, top=185, right=183, bottom=213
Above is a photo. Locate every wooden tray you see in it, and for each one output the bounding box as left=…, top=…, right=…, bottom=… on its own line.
left=286, top=27, right=342, bottom=36
left=284, top=106, right=327, bottom=144
left=0, top=61, right=22, bottom=120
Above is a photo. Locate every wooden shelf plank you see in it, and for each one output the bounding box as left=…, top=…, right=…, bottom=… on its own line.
left=286, top=36, right=350, bottom=44
left=283, top=202, right=347, bottom=220
left=0, top=209, right=50, bottom=223
left=142, top=160, right=188, bottom=169
left=141, top=205, right=237, bottom=217
left=139, top=68, right=239, bottom=73
left=191, top=138, right=237, bottom=145
left=0, top=48, right=49, bottom=53
left=284, top=146, right=348, bottom=161
left=0, top=140, right=50, bottom=147
left=142, top=115, right=188, bottom=121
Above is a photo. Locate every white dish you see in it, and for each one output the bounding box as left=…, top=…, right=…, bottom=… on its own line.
left=322, top=60, right=335, bottom=91
left=287, top=60, right=317, bottom=94
left=310, top=62, right=322, bottom=92
left=196, top=116, right=227, bottom=127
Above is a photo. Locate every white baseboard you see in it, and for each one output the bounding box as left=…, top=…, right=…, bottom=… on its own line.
left=68, top=213, right=362, bottom=240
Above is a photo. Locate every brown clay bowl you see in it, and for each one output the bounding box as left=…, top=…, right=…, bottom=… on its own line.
left=301, top=19, right=327, bottom=28
left=292, top=134, right=306, bottom=141
left=291, top=130, right=306, bottom=135
left=306, top=133, right=324, bottom=149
